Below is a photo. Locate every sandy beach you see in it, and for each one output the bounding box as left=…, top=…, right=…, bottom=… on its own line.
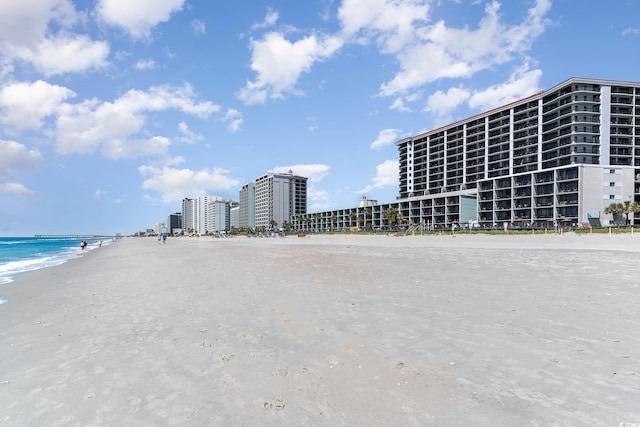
left=1, top=233, right=639, bottom=426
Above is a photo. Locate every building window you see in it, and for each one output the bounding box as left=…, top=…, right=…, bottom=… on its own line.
left=610, top=195, right=616, bottom=199
left=610, top=182, right=615, bottom=187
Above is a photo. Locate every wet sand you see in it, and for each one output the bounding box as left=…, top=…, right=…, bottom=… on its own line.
left=1, top=233, right=639, bottom=426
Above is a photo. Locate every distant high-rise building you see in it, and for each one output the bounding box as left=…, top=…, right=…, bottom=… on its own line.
left=207, top=199, right=238, bottom=232
left=167, top=212, right=182, bottom=235
left=182, top=196, right=222, bottom=235
left=181, top=198, right=194, bottom=234
left=154, top=222, right=166, bottom=234
left=194, top=195, right=221, bottom=235
left=253, top=172, right=307, bottom=229
left=239, top=183, right=255, bottom=229
left=230, top=205, right=239, bottom=230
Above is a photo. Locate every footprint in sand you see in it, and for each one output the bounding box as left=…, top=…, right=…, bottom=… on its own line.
left=263, top=398, right=285, bottom=412
left=218, top=353, right=237, bottom=363
left=274, top=368, right=289, bottom=377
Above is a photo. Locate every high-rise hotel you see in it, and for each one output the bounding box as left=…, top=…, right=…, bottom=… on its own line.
left=239, top=172, right=308, bottom=230
left=294, top=78, right=640, bottom=230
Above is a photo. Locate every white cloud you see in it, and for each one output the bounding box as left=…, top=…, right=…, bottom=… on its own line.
left=95, top=0, right=185, bottom=39
left=269, top=164, right=330, bottom=183
left=0, top=80, right=76, bottom=131
left=115, top=84, right=219, bottom=118
left=0, top=0, right=80, bottom=49
left=425, top=85, right=471, bottom=117
left=308, top=187, right=329, bottom=202
left=0, top=182, right=35, bottom=197
left=177, top=121, right=204, bottom=143
left=139, top=165, right=240, bottom=203
left=134, top=58, right=157, bottom=70
left=223, top=109, right=243, bottom=133
left=358, top=159, right=398, bottom=194
left=378, top=0, right=551, bottom=98
left=308, top=187, right=331, bottom=211
left=468, top=66, right=542, bottom=111
left=237, top=32, right=343, bottom=105
left=389, top=98, right=412, bottom=112
left=0, top=139, right=42, bottom=176
left=338, top=0, right=430, bottom=53
left=55, top=84, right=219, bottom=157
left=95, top=189, right=105, bottom=199
left=0, top=2, right=109, bottom=76
left=0, top=139, right=41, bottom=197
left=251, top=9, right=279, bottom=31
left=370, top=128, right=402, bottom=150
left=622, top=27, right=640, bottom=36
left=102, top=136, right=171, bottom=159
left=191, top=19, right=206, bottom=35
left=11, top=35, right=110, bottom=76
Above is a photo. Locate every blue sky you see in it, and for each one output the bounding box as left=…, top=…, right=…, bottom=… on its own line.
left=1, top=0, right=639, bottom=236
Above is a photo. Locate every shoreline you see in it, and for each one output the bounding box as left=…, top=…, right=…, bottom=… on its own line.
left=0, top=237, right=109, bottom=288
left=1, top=235, right=639, bottom=425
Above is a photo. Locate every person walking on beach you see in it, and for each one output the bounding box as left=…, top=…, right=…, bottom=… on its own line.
left=162, top=233, right=167, bottom=244
left=157, top=234, right=161, bottom=244
left=80, top=240, right=87, bottom=250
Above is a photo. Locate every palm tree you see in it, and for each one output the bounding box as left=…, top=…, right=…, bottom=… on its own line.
left=382, top=207, right=398, bottom=230
left=396, top=212, right=407, bottom=229
left=330, top=215, right=338, bottom=231
left=363, top=208, right=372, bottom=230
left=313, top=213, right=322, bottom=231
left=621, top=200, right=640, bottom=226
left=604, top=202, right=624, bottom=226
left=282, top=220, right=293, bottom=232
left=349, top=212, right=357, bottom=228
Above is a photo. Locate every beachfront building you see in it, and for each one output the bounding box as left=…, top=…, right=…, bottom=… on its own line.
left=167, top=212, right=182, bottom=235
left=207, top=199, right=238, bottom=232
left=250, top=171, right=308, bottom=230
left=181, top=195, right=223, bottom=235
left=292, top=77, right=640, bottom=231
left=153, top=222, right=167, bottom=235
left=239, top=183, right=255, bottom=229
left=230, top=205, right=239, bottom=229
left=181, top=198, right=195, bottom=234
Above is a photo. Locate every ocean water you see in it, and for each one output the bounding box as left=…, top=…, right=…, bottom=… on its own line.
left=0, top=237, right=111, bottom=299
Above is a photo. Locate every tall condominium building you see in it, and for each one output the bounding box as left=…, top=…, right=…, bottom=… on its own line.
left=153, top=222, right=166, bottom=234
left=230, top=205, right=239, bottom=229
left=293, top=77, right=640, bottom=231
left=167, top=212, right=182, bottom=235
left=253, top=172, right=308, bottom=229
left=238, top=183, right=255, bottom=229
left=181, top=198, right=194, bottom=233
left=182, top=195, right=222, bottom=235
left=396, top=77, right=640, bottom=228
left=207, top=199, right=238, bottom=232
